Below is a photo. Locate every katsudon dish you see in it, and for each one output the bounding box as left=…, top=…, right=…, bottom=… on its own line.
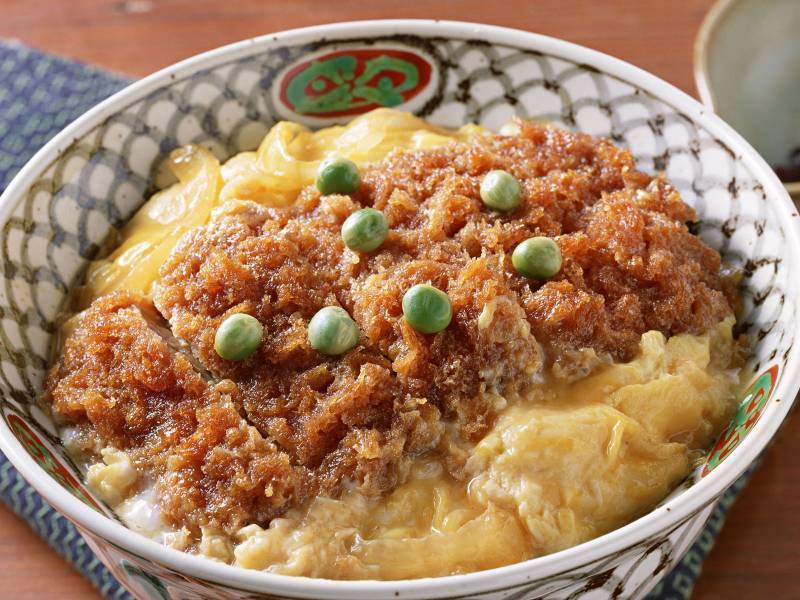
left=43, top=108, right=746, bottom=580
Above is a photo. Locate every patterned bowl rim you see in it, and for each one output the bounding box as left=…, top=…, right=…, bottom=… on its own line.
left=1, top=20, right=798, bottom=599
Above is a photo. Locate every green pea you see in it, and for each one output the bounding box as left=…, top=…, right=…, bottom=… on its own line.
left=214, top=314, right=263, bottom=361
left=342, top=208, right=388, bottom=252
left=316, top=157, right=360, bottom=195
left=512, top=236, right=562, bottom=279
left=402, top=284, right=453, bottom=334
left=480, top=169, right=521, bottom=212
left=308, top=306, right=360, bottom=355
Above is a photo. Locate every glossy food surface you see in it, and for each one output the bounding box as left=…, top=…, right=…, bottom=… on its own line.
left=45, top=112, right=739, bottom=577
left=341, top=208, right=389, bottom=252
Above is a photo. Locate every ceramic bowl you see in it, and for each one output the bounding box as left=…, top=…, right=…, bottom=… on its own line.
left=694, top=0, right=800, bottom=201
left=0, top=20, right=798, bottom=600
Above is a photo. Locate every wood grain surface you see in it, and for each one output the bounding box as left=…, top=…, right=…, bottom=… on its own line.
left=1, top=1, right=798, bottom=598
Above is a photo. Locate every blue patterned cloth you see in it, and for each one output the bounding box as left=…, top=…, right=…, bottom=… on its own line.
left=0, top=40, right=750, bottom=599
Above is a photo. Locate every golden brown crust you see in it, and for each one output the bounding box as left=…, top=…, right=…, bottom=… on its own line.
left=45, top=121, right=736, bottom=540
left=44, top=293, right=308, bottom=534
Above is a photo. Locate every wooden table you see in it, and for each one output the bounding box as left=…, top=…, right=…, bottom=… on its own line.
left=2, top=1, right=798, bottom=598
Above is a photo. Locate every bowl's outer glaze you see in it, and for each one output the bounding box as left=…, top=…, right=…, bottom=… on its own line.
left=0, top=20, right=797, bottom=600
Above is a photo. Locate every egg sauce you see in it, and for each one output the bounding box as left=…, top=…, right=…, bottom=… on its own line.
left=77, top=108, right=740, bottom=579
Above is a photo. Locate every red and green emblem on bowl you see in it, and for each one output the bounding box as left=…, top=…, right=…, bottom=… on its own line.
left=278, top=48, right=434, bottom=118
left=702, top=364, right=779, bottom=476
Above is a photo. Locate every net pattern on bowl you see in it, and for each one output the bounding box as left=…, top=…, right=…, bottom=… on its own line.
left=0, top=36, right=794, bottom=598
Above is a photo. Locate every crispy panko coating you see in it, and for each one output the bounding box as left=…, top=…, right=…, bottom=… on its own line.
left=45, top=121, right=735, bottom=539
left=45, top=293, right=308, bottom=534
